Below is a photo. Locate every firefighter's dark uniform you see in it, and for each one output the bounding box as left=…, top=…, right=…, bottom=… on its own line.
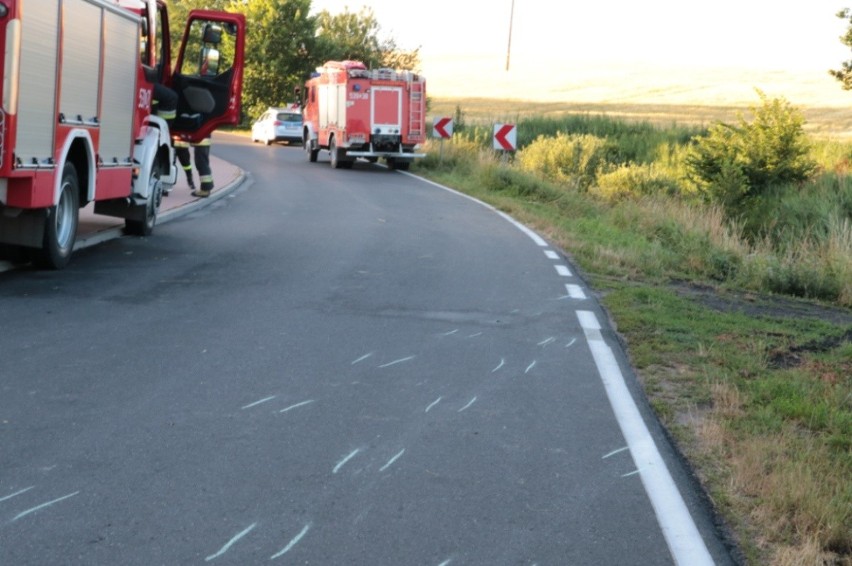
left=175, top=136, right=213, bottom=197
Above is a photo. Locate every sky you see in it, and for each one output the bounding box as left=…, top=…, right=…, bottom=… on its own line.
left=308, top=0, right=852, bottom=106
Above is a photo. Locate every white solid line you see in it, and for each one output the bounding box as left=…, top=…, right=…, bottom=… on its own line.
left=544, top=250, right=559, bottom=259
left=280, top=400, right=315, bottom=413
left=379, top=449, right=406, bottom=472
left=576, top=310, right=714, bottom=566
left=333, top=449, right=361, bottom=474
left=524, top=361, right=537, bottom=374
left=554, top=264, right=572, bottom=277
left=458, top=397, right=477, bottom=412
left=566, top=284, right=587, bottom=300
left=379, top=356, right=415, bottom=368
left=425, top=397, right=443, bottom=412
left=242, top=395, right=277, bottom=410
left=351, top=352, right=374, bottom=365
left=205, top=522, right=257, bottom=562
left=270, top=523, right=311, bottom=560
left=491, top=358, right=505, bottom=373
left=12, top=491, right=80, bottom=522
left=0, top=486, right=34, bottom=503
left=495, top=211, right=549, bottom=247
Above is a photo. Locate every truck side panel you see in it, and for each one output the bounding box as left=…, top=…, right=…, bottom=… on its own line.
left=60, top=1, right=100, bottom=128
left=372, top=87, right=401, bottom=133
left=16, top=0, right=59, bottom=166
left=98, top=5, right=137, bottom=173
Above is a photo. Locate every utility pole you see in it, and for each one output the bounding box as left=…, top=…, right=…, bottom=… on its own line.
left=506, top=0, right=515, bottom=71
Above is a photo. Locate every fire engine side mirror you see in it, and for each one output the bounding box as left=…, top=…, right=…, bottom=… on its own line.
left=203, top=24, right=222, bottom=45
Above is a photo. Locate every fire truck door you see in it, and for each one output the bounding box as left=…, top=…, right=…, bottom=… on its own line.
left=170, top=10, right=246, bottom=142
left=371, top=86, right=402, bottom=135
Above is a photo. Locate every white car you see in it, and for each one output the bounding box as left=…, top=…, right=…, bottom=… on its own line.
left=251, top=107, right=303, bottom=145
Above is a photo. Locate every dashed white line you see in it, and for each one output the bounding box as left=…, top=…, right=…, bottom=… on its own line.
left=333, top=449, right=362, bottom=474
left=270, top=523, right=311, bottom=560
left=577, top=310, right=713, bottom=566
left=241, top=396, right=277, bottom=410
left=280, top=400, right=315, bottom=413
left=544, top=250, right=559, bottom=259
left=425, top=397, right=443, bottom=413
left=0, top=486, right=34, bottom=503
left=205, top=522, right=257, bottom=562
left=565, top=284, right=587, bottom=300
left=458, top=397, right=478, bottom=412
left=379, top=449, right=406, bottom=472
left=491, top=358, right=506, bottom=373
left=554, top=264, right=572, bottom=277
left=12, top=491, right=80, bottom=522
left=379, top=356, right=415, bottom=368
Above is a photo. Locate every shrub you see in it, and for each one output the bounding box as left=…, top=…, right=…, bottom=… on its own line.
left=516, top=132, right=610, bottom=191
left=594, top=163, right=683, bottom=202
left=686, top=91, right=817, bottom=213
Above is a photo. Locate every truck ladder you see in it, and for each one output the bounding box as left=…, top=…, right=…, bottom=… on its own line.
left=408, top=82, right=424, bottom=137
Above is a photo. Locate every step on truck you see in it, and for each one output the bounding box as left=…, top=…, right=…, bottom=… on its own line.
left=0, top=0, right=245, bottom=269
left=301, top=60, right=426, bottom=171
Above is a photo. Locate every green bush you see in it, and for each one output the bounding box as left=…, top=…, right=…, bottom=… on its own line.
left=594, top=163, right=683, bottom=201
left=686, top=91, right=817, bottom=214
left=516, top=132, right=610, bottom=191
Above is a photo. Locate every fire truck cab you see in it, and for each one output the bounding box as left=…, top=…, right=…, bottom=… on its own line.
left=0, top=0, right=245, bottom=269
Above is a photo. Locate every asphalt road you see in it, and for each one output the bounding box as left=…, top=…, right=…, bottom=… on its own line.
left=0, top=133, right=737, bottom=565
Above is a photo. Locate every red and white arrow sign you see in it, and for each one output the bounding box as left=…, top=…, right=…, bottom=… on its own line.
left=493, top=123, right=517, bottom=151
left=433, top=117, right=453, bottom=139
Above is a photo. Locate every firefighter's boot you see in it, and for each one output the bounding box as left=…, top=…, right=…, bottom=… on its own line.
left=192, top=177, right=213, bottom=198
left=185, top=170, right=196, bottom=191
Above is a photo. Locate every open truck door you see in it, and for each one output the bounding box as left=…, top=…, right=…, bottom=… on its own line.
left=170, top=10, right=245, bottom=143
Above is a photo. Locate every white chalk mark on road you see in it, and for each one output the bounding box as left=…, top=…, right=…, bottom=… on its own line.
left=241, top=396, right=277, bottom=410
left=12, top=491, right=80, bottom=522
left=0, top=486, right=34, bottom=503
left=379, top=356, right=415, bottom=368
left=525, top=361, right=537, bottom=374
left=280, top=400, right=315, bottom=413
left=351, top=352, right=374, bottom=365
left=205, top=522, right=257, bottom=561
left=491, top=359, right=505, bottom=373
left=425, top=397, right=443, bottom=413
left=603, top=446, right=630, bottom=459
left=379, top=449, right=406, bottom=472
left=270, top=523, right=312, bottom=560
left=538, top=337, right=556, bottom=347
left=565, top=338, right=578, bottom=349
left=441, top=329, right=459, bottom=336
left=467, top=332, right=483, bottom=338
left=333, top=449, right=362, bottom=474
left=458, top=397, right=477, bottom=412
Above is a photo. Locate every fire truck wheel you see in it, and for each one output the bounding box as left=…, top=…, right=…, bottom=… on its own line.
left=126, top=168, right=162, bottom=237
left=330, top=137, right=341, bottom=168
left=33, top=163, right=79, bottom=270
left=305, top=137, right=319, bottom=162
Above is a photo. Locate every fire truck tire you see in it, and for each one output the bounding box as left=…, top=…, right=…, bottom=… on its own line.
left=305, top=137, right=319, bottom=162
left=125, top=167, right=162, bottom=237
left=33, top=163, right=79, bottom=270
left=330, top=137, right=341, bottom=169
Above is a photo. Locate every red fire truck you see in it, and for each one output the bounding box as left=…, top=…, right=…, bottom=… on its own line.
left=301, top=60, right=426, bottom=171
left=0, top=0, right=245, bottom=269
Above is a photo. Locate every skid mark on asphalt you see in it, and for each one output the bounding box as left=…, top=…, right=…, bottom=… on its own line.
left=11, top=490, right=80, bottom=523
left=270, top=523, right=312, bottom=560
left=279, top=399, right=315, bottom=413
left=205, top=522, right=257, bottom=562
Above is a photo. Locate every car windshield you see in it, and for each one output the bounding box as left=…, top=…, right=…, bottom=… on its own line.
left=277, top=113, right=301, bottom=122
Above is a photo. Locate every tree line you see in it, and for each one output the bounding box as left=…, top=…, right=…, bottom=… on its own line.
left=168, top=0, right=421, bottom=121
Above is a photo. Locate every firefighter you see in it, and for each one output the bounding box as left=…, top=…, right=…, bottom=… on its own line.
left=175, top=136, right=214, bottom=198
left=152, top=82, right=177, bottom=122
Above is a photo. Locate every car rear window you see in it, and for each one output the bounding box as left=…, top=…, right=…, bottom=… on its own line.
left=277, top=113, right=301, bottom=122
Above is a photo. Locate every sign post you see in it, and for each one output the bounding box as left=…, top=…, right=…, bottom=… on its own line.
left=493, top=123, right=517, bottom=163
left=432, top=117, right=454, bottom=162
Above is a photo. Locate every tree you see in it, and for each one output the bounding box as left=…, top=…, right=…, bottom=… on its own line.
left=313, top=7, right=420, bottom=71
left=831, top=8, right=852, bottom=89
left=226, top=0, right=316, bottom=121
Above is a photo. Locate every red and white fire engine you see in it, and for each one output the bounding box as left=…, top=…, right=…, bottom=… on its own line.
left=301, top=60, right=426, bottom=170
left=0, top=0, right=245, bottom=269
